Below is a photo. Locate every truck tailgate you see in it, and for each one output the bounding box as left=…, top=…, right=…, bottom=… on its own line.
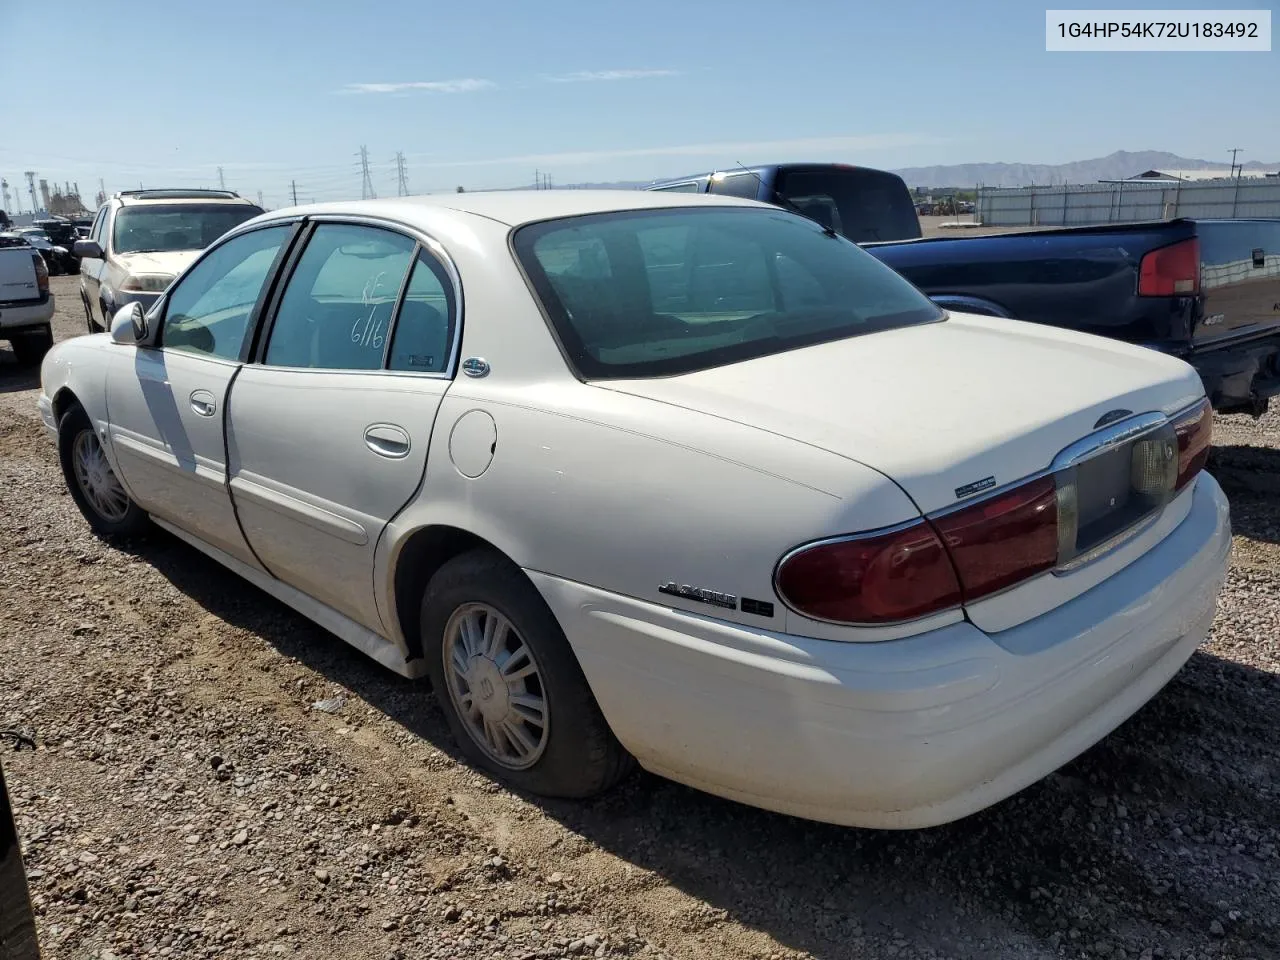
left=1194, top=220, right=1280, bottom=345
left=0, top=248, right=40, bottom=304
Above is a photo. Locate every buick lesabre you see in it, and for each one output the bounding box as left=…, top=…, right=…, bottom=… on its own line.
left=37, top=191, right=1229, bottom=828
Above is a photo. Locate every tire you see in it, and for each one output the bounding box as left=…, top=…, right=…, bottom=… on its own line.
left=98, top=300, right=112, bottom=333
left=57, top=405, right=149, bottom=537
left=10, top=326, right=53, bottom=367
left=420, top=549, right=631, bottom=798
left=82, top=294, right=102, bottom=334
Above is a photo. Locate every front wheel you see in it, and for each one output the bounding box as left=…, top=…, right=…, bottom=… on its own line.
left=57, top=405, right=149, bottom=537
left=420, top=549, right=631, bottom=798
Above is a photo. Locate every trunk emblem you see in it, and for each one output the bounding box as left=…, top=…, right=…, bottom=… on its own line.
left=954, top=476, right=996, bottom=500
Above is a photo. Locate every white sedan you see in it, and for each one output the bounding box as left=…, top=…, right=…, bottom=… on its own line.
left=37, top=191, right=1229, bottom=828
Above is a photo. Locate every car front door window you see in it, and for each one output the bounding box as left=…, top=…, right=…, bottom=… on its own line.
left=161, top=226, right=291, bottom=359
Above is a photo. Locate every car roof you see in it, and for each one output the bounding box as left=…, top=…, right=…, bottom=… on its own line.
left=269, top=189, right=769, bottom=229
left=117, top=195, right=258, bottom=207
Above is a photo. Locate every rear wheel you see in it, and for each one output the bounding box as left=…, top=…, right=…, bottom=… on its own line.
left=420, top=549, right=631, bottom=798
left=10, top=326, right=53, bottom=366
left=57, top=405, right=149, bottom=537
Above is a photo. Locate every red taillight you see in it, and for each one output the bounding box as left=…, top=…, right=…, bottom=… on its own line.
left=1138, top=237, right=1200, bottom=297
left=930, top=475, right=1059, bottom=603
left=1172, top=398, right=1212, bottom=490
left=774, top=521, right=961, bottom=624
left=777, top=402, right=1211, bottom=627
left=32, top=252, right=49, bottom=294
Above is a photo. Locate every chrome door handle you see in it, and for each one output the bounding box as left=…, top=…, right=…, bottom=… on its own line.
left=190, top=390, right=217, bottom=418
left=364, top=423, right=411, bottom=459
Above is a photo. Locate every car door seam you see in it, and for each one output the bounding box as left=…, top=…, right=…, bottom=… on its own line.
left=223, top=363, right=278, bottom=579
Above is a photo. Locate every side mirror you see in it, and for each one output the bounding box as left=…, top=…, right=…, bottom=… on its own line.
left=109, top=302, right=148, bottom=345
left=73, top=239, right=103, bottom=259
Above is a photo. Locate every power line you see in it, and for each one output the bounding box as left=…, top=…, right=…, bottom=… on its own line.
left=359, top=146, right=377, bottom=200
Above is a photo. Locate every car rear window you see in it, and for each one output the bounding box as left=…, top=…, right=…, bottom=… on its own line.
left=775, top=168, right=922, bottom=242
left=513, top=207, right=943, bottom=379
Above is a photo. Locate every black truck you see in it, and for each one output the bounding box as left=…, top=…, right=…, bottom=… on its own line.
left=647, top=164, right=1280, bottom=414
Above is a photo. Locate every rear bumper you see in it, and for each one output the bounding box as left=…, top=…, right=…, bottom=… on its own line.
left=1189, top=330, right=1280, bottom=413
left=0, top=296, right=54, bottom=331
left=530, top=473, right=1231, bottom=828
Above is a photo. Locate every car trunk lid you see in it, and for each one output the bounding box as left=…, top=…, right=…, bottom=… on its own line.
left=596, top=312, right=1207, bottom=631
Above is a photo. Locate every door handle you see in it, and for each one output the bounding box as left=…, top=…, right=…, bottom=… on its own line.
left=190, top=390, right=217, bottom=418
left=364, top=423, right=411, bottom=459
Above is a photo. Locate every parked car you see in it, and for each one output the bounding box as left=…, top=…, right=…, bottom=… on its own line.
left=0, top=233, right=54, bottom=366
left=32, top=219, right=83, bottom=273
left=1, top=753, right=41, bottom=959
left=647, top=164, right=1280, bottom=415
left=73, top=189, right=264, bottom=334
left=38, top=191, right=1229, bottom=829
left=12, top=229, right=72, bottom=277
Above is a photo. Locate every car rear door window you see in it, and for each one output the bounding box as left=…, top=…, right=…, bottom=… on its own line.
left=161, top=225, right=291, bottom=360
left=387, top=250, right=456, bottom=373
left=265, top=224, right=415, bottom=370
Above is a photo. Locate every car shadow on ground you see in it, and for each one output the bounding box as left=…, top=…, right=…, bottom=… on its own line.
left=0, top=353, right=39, bottom=393
left=1209, top=447, right=1280, bottom=545
left=115, top=526, right=1280, bottom=960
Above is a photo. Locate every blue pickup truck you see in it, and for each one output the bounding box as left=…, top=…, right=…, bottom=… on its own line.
left=647, top=163, right=1280, bottom=414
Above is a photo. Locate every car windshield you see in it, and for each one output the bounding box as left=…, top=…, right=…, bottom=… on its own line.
left=112, top=202, right=264, bottom=254
left=513, top=206, right=944, bottom=379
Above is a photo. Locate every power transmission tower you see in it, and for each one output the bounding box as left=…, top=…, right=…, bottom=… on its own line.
left=217, top=166, right=226, bottom=190
left=1, top=179, right=9, bottom=212
left=291, top=180, right=299, bottom=206
left=359, top=146, right=377, bottom=200
left=1228, top=147, right=1243, bottom=178
left=394, top=152, right=409, bottom=197
left=257, top=190, right=264, bottom=208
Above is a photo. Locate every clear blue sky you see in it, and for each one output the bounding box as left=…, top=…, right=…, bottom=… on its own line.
left=1, top=0, right=1276, bottom=208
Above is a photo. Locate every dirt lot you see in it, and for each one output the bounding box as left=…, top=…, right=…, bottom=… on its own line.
left=1, top=277, right=1277, bottom=960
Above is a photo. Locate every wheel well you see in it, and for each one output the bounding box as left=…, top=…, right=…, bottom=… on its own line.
left=393, top=525, right=509, bottom=659
left=51, top=387, right=80, bottom=424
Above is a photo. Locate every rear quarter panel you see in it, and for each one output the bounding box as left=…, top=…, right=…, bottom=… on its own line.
left=378, top=379, right=961, bottom=644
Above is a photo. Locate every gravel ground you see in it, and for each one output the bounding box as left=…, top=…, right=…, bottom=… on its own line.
left=0, top=277, right=1277, bottom=960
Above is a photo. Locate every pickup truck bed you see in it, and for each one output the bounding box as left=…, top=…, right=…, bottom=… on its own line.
left=0, top=235, right=55, bottom=367
left=867, top=218, right=1280, bottom=414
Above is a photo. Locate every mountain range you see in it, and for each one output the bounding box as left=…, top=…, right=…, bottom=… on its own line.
left=890, top=150, right=1280, bottom=188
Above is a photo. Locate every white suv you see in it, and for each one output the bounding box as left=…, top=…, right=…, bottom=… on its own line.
left=75, top=189, right=263, bottom=333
